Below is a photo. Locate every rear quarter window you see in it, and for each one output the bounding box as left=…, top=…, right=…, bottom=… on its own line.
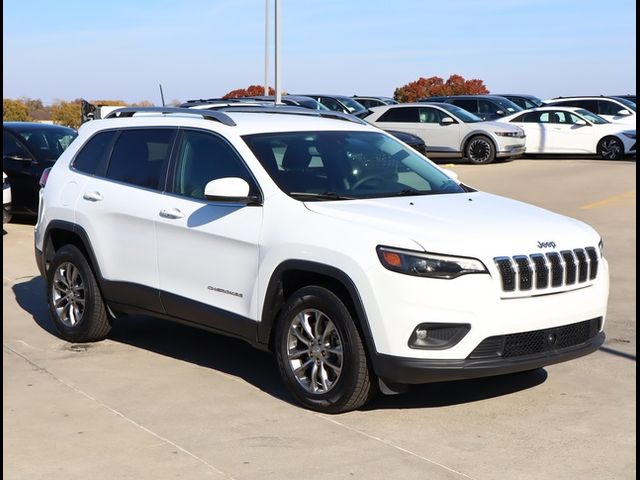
left=72, top=130, right=118, bottom=175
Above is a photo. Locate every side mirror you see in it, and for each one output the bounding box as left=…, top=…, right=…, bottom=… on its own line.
left=440, top=116, right=455, bottom=125
left=574, top=119, right=588, bottom=126
left=204, top=177, right=260, bottom=204
left=617, top=109, right=631, bottom=116
left=441, top=168, right=459, bottom=180
left=496, top=110, right=505, bottom=116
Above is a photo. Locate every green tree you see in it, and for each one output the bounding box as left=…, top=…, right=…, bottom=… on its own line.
left=3, top=98, right=32, bottom=121
left=51, top=99, right=82, bottom=129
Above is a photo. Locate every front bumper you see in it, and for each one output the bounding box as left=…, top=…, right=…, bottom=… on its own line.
left=372, top=329, right=604, bottom=384
left=497, top=144, right=526, bottom=158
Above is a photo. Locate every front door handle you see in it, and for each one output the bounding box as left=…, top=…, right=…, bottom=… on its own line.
left=159, top=208, right=185, bottom=219
left=82, top=191, right=103, bottom=202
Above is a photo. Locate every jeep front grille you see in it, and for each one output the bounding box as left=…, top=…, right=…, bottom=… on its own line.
left=494, top=247, right=599, bottom=293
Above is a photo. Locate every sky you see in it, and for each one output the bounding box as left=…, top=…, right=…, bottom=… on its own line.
left=2, top=0, right=636, bottom=105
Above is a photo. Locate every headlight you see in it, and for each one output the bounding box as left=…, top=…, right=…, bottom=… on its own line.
left=495, top=130, right=525, bottom=138
left=598, top=238, right=604, bottom=256
left=377, top=246, right=488, bottom=279
left=623, top=132, right=636, bottom=139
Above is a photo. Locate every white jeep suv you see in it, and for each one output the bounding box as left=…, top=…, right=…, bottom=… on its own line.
left=35, top=106, right=608, bottom=413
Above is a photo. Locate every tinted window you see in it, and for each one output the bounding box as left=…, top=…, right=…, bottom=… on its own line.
left=9, top=127, right=77, bottom=161
left=517, top=111, right=552, bottom=123
left=172, top=130, right=254, bottom=199
left=598, top=100, right=626, bottom=115
left=3, top=131, right=32, bottom=158
left=318, top=97, right=346, bottom=112
left=557, top=100, right=598, bottom=112
left=73, top=130, right=117, bottom=175
left=106, top=129, right=174, bottom=189
left=450, top=99, right=477, bottom=113
left=478, top=100, right=500, bottom=114
left=377, top=107, right=419, bottom=122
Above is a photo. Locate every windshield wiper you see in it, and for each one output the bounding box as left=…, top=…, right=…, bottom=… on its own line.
left=387, top=189, right=437, bottom=197
left=289, top=192, right=356, bottom=201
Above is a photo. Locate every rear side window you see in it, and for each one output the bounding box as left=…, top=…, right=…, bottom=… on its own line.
left=73, top=130, right=117, bottom=175
left=377, top=107, right=419, bottom=122
left=106, top=129, right=175, bottom=190
left=450, top=99, right=478, bottom=113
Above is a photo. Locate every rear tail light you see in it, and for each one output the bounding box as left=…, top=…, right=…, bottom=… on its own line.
left=39, top=168, right=52, bottom=188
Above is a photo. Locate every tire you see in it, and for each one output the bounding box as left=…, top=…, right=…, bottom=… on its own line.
left=598, top=136, right=624, bottom=160
left=465, top=136, right=496, bottom=164
left=46, top=245, right=111, bottom=342
left=274, top=286, right=375, bottom=413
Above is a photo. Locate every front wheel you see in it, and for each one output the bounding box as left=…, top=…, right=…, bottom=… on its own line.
left=598, top=136, right=624, bottom=160
left=465, top=136, right=496, bottom=164
left=274, top=286, right=375, bottom=413
left=46, top=245, right=111, bottom=342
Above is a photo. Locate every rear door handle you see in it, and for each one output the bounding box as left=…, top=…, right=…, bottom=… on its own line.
left=159, top=208, right=185, bottom=219
left=82, top=191, right=103, bottom=202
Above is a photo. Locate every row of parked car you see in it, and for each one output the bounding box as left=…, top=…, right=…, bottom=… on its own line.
left=2, top=92, right=636, bottom=222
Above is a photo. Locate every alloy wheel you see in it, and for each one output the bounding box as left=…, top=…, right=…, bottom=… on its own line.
left=51, top=262, right=86, bottom=327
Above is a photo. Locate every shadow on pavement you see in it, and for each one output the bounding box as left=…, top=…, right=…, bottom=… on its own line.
left=14, top=276, right=549, bottom=410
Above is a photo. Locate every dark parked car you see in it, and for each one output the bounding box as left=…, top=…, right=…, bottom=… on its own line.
left=613, top=95, right=636, bottom=104
left=419, top=95, right=523, bottom=121
left=383, top=130, right=427, bottom=155
left=243, top=95, right=330, bottom=110
left=494, top=94, right=545, bottom=110
left=352, top=96, right=398, bottom=109
left=3, top=122, right=77, bottom=217
left=296, top=94, right=369, bottom=118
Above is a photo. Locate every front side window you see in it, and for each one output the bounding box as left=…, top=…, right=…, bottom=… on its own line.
left=418, top=107, right=443, bottom=123
left=377, top=107, right=419, bottom=123
left=598, top=100, right=630, bottom=116
left=478, top=100, right=500, bottom=114
left=243, top=131, right=464, bottom=200
left=3, top=131, right=32, bottom=159
left=72, top=130, right=117, bottom=175
left=172, top=130, right=255, bottom=199
left=318, top=97, right=346, bottom=112
left=106, top=129, right=174, bottom=190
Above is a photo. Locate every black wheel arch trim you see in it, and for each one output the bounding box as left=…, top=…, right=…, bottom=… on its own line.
left=258, top=260, right=377, bottom=354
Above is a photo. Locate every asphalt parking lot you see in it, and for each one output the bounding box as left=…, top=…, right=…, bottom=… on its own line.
left=3, top=158, right=636, bottom=480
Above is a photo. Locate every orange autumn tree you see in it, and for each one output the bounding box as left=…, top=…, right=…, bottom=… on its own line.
left=223, top=85, right=276, bottom=99
left=394, top=75, right=489, bottom=102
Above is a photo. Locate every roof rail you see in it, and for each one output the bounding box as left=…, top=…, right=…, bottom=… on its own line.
left=205, top=105, right=368, bottom=125
left=104, top=107, right=236, bottom=126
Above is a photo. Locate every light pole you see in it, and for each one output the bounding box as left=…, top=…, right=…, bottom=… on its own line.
left=274, top=0, right=282, bottom=104
left=264, top=0, right=269, bottom=96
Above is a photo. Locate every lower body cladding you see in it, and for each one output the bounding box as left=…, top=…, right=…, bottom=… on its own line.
left=496, top=144, right=526, bottom=158
left=362, top=261, right=609, bottom=385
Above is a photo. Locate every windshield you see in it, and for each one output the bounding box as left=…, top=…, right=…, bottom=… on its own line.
left=435, top=103, right=483, bottom=123
left=296, top=99, right=330, bottom=111
left=575, top=109, right=609, bottom=124
left=337, top=97, right=367, bottom=113
left=613, top=97, right=637, bottom=111
left=14, top=127, right=77, bottom=161
left=243, top=131, right=464, bottom=200
left=494, top=97, right=523, bottom=113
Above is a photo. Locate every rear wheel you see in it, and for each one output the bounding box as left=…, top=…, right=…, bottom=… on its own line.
left=465, top=136, right=495, bottom=164
left=275, top=286, right=375, bottom=413
left=46, top=245, right=111, bottom=342
left=598, top=136, right=624, bottom=160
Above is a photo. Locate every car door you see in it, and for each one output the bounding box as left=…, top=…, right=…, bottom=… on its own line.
left=545, top=110, right=594, bottom=153
left=506, top=112, right=543, bottom=153
left=416, top=106, right=461, bottom=153
left=373, top=106, right=422, bottom=138
left=156, top=129, right=262, bottom=332
left=75, top=128, right=176, bottom=313
left=478, top=99, right=502, bottom=121
left=3, top=130, right=38, bottom=214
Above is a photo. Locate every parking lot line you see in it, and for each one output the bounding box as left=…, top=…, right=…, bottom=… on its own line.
left=580, top=190, right=635, bottom=209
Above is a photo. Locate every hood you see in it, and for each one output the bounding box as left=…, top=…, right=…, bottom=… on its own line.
left=482, top=120, right=523, bottom=133
left=305, top=192, right=599, bottom=258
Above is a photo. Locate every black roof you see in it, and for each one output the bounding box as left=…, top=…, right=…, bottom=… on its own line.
left=3, top=121, right=76, bottom=133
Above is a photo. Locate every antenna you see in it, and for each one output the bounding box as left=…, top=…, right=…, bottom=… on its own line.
left=159, top=84, right=166, bottom=106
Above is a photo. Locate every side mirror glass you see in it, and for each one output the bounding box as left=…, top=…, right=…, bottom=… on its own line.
left=440, top=116, right=455, bottom=125
left=617, top=109, right=631, bottom=116
left=496, top=110, right=505, bottom=116
left=204, top=177, right=259, bottom=204
left=574, top=119, right=588, bottom=126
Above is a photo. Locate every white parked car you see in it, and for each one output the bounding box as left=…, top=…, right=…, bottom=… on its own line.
left=35, top=106, right=608, bottom=413
left=364, top=102, right=526, bottom=164
left=498, top=107, right=636, bottom=159
left=3, top=171, right=11, bottom=224
left=544, top=96, right=636, bottom=127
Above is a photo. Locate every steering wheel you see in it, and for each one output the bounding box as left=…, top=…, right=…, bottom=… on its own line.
left=351, top=175, right=386, bottom=190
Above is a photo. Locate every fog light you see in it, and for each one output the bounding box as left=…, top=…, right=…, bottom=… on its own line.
left=408, top=323, right=471, bottom=349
